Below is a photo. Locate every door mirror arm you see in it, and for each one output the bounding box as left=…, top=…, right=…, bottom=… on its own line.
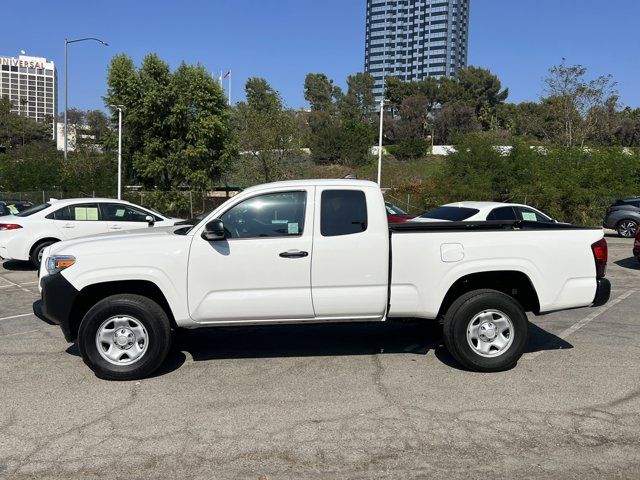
left=202, top=219, right=226, bottom=241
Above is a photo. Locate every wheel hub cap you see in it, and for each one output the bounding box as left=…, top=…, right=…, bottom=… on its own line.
left=466, top=310, right=515, bottom=358
left=115, top=328, right=135, bottom=349
left=95, top=315, right=148, bottom=366
left=479, top=322, right=497, bottom=341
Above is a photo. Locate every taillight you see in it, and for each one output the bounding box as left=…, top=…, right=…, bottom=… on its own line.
left=591, top=238, right=608, bottom=278
left=0, top=223, right=22, bottom=231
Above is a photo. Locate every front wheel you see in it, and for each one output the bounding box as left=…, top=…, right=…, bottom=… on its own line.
left=77, top=294, right=172, bottom=380
left=443, top=289, right=528, bottom=372
left=617, top=220, right=638, bottom=238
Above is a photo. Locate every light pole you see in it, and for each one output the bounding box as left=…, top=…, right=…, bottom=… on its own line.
left=64, top=37, right=108, bottom=161
left=110, top=105, right=124, bottom=200
left=376, top=98, right=385, bottom=186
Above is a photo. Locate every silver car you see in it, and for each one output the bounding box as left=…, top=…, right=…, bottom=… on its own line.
left=603, top=198, right=640, bottom=237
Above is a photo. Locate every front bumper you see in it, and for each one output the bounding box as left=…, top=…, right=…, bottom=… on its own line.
left=592, top=278, right=611, bottom=307
left=32, top=273, right=79, bottom=342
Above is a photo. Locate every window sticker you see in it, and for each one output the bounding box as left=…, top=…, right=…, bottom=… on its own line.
left=7, top=205, right=18, bottom=215
left=272, top=219, right=288, bottom=224
left=74, top=207, right=99, bottom=221
left=288, top=222, right=299, bottom=234
left=87, top=208, right=99, bottom=221
left=75, top=207, right=87, bottom=221
left=521, top=211, right=537, bottom=221
left=115, top=209, right=126, bottom=218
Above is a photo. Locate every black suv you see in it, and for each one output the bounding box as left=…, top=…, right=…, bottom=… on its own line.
left=603, top=198, right=640, bottom=237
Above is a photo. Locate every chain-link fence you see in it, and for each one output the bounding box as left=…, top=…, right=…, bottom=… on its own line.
left=0, top=190, right=238, bottom=219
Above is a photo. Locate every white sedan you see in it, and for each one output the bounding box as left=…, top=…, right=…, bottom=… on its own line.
left=413, top=201, right=556, bottom=223
left=0, top=198, right=181, bottom=267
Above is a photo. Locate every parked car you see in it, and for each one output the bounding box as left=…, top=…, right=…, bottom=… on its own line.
left=633, top=229, right=640, bottom=262
left=603, top=198, right=640, bottom=238
left=413, top=201, right=556, bottom=223
left=34, top=179, right=610, bottom=380
left=385, top=201, right=413, bottom=223
left=0, top=200, right=33, bottom=216
left=0, top=198, right=181, bottom=267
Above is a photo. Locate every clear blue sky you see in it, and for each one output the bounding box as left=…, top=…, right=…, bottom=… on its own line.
left=1, top=0, right=638, bottom=112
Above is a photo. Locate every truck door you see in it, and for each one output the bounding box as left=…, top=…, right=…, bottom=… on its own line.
left=311, top=187, right=389, bottom=320
left=187, top=188, right=315, bottom=322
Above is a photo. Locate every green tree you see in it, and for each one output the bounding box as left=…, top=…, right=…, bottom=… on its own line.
left=0, top=96, right=52, bottom=148
left=104, top=53, right=234, bottom=190
left=544, top=59, right=618, bottom=147
left=233, top=77, right=304, bottom=183
left=456, top=66, right=509, bottom=129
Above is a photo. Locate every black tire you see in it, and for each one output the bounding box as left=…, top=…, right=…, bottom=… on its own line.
left=30, top=240, right=57, bottom=268
left=443, top=289, right=528, bottom=372
left=616, top=219, right=638, bottom=238
left=77, top=294, right=172, bottom=380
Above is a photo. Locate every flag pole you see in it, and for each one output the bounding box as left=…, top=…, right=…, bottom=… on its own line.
left=228, top=69, right=231, bottom=106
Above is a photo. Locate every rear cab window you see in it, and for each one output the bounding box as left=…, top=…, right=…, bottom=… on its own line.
left=321, top=190, right=368, bottom=237
left=419, top=206, right=479, bottom=221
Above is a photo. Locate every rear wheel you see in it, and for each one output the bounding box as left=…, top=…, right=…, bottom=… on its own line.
left=30, top=240, right=57, bottom=268
left=77, top=294, right=172, bottom=380
left=443, top=289, right=528, bottom=372
left=617, top=219, right=638, bottom=238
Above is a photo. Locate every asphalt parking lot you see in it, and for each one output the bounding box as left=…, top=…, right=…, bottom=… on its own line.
left=1, top=234, right=639, bottom=480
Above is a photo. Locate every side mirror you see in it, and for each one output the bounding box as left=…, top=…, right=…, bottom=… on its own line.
left=145, top=215, right=155, bottom=227
left=201, top=219, right=226, bottom=241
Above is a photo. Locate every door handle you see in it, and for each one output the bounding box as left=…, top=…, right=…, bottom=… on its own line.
left=110, top=226, right=123, bottom=230
left=62, top=223, right=75, bottom=228
left=279, top=250, right=309, bottom=258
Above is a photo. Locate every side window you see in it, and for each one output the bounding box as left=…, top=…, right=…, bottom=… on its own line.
left=48, top=204, right=100, bottom=221
left=487, top=206, right=517, bottom=221
left=321, top=190, right=368, bottom=237
left=101, top=203, right=151, bottom=222
left=220, top=191, right=306, bottom=239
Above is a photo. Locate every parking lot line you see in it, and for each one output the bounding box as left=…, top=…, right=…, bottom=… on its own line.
left=0, top=276, right=33, bottom=293
left=0, top=280, right=38, bottom=289
left=526, top=289, right=636, bottom=360
left=0, top=313, right=34, bottom=322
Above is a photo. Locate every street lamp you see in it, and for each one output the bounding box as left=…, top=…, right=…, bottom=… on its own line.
left=64, top=37, right=108, bottom=161
left=377, top=98, right=385, bottom=186
left=110, top=105, right=124, bottom=200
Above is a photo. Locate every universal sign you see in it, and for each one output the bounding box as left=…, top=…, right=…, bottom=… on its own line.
left=0, top=57, right=45, bottom=69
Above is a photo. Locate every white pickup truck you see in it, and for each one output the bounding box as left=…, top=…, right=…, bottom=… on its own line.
left=33, top=179, right=611, bottom=380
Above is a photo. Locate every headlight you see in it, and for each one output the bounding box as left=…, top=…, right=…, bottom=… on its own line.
left=46, top=255, right=76, bottom=275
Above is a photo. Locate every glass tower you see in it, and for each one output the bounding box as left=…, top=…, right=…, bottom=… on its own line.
left=364, top=0, right=470, bottom=100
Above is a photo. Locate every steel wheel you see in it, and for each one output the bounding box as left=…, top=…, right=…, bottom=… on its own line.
left=466, top=309, right=514, bottom=358
left=95, top=315, right=149, bottom=366
left=617, top=220, right=637, bottom=238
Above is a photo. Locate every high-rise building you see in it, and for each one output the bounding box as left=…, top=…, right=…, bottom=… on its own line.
left=364, top=0, right=470, bottom=100
left=0, top=54, right=58, bottom=138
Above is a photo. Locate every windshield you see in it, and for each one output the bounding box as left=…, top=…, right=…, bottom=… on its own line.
left=419, top=206, right=480, bottom=221
left=385, top=202, right=408, bottom=215
left=16, top=203, right=51, bottom=217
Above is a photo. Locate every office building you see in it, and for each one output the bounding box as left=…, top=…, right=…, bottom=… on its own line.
left=0, top=54, right=57, bottom=138
left=364, top=0, right=470, bottom=100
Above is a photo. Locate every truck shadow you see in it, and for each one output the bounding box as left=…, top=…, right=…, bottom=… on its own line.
left=164, top=319, right=572, bottom=373
left=614, top=256, right=640, bottom=270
